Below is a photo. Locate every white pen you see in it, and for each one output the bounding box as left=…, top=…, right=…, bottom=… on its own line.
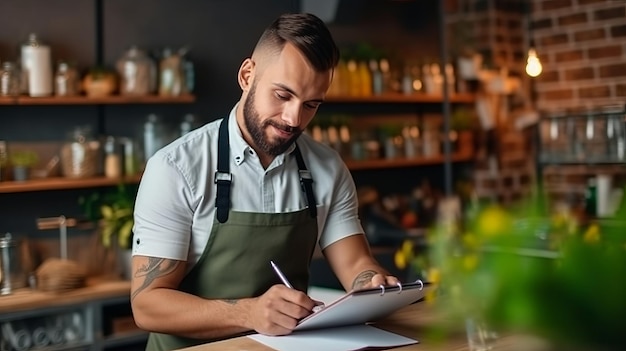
left=270, top=260, right=294, bottom=289
left=270, top=260, right=324, bottom=312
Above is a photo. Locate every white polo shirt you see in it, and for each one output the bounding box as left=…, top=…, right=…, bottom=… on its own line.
left=132, top=104, right=364, bottom=271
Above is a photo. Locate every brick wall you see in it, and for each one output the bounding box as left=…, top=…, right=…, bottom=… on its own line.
left=531, top=0, right=626, bottom=111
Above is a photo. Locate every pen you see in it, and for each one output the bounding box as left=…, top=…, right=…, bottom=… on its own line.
left=270, top=260, right=294, bottom=289
left=270, top=260, right=324, bottom=312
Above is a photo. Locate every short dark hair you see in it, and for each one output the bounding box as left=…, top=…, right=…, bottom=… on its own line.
left=255, top=13, right=340, bottom=72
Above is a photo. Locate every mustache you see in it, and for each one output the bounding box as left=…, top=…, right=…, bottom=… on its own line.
left=266, top=120, right=301, bottom=134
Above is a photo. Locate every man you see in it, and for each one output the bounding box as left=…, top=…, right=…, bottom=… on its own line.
left=130, top=13, right=399, bottom=350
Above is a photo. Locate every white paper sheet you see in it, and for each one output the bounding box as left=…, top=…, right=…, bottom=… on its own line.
left=248, top=324, right=417, bottom=351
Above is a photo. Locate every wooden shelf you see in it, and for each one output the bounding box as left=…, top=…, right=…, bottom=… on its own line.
left=0, top=94, right=195, bottom=105
left=324, top=92, right=475, bottom=104
left=344, top=151, right=474, bottom=171
left=0, top=152, right=476, bottom=193
left=0, top=175, right=142, bottom=193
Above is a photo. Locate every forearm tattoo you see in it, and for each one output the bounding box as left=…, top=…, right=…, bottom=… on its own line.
left=222, top=299, right=238, bottom=305
left=131, top=257, right=180, bottom=301
left=351, top=270, right=378, bottom=290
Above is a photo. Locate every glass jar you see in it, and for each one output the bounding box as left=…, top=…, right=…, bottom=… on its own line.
left=61, top=126, right=100, bottom=178
left=0, top=61, right=21, bottom=97
left=116, top=46, right=156, bottom=96
left=54, top=61, right=80, bottom=96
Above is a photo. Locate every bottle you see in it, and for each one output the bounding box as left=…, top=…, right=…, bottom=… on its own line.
left=54, top=61, right=80, bottom=96
left=21, top=33, right=53, bottom=97
left=0, top=62, right=21, bottom=96
left=143, top=114, right=167, bottom=163
left=104, top=136, right=121, bottom=178
left=158, top=48, right=183, bottom=96
left=357, top=61, right=372, bottom=96
left=369, top=59, right=384, bottom=95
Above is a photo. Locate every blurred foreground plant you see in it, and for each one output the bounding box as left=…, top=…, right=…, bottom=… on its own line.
left=396, top=197, right=626, bottom=350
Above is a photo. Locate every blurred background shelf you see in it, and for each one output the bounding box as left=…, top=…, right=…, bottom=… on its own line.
left=0, top=94, right=195, bottom=105
left=0, top=175, right=142, bottom=194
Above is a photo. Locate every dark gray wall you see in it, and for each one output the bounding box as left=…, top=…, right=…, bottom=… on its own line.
left=1, top=0, right=442, bottom=237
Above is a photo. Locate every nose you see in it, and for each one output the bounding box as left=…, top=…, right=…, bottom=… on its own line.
left=281, top=102, right=302, bottom=128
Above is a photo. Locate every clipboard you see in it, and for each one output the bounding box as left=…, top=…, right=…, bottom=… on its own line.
left=295, top=280, right=428, bottom=331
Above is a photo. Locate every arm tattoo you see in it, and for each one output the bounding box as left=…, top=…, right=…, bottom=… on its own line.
left=351, top=270, right=378, bottom=290
left=131, top=257, right=180, bottom=301
left=222, top=299, right=238, bottom=305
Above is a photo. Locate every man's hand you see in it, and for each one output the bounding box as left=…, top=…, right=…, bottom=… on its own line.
left=248, top=285, right=317, bottom=336
left=351, top=270, right=400, bottom=291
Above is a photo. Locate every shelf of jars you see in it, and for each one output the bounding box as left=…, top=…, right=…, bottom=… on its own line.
left=344, top=149, right=474, bottom=170
left=0, top=174, right=142, bottom=194
left=0, top=148, right=476, bottom=193
left=324, top=92, right=475, bottom=104
left=0, top=94, right=195, bottom=105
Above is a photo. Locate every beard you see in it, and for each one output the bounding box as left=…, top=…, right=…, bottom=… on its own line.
left=243, top=82, right=303, bottom=156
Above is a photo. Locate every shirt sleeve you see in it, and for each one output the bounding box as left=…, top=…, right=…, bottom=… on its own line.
left=132, top=151, right=195, bottom=260
left=318, top=161, right=365, bottom=250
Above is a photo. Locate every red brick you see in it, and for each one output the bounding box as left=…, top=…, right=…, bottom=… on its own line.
left=617, top=84, right=626, bottom=96
left=588, top=45, right=622, bottom=59
left=599, top=63, right=626, bottom=78
left=611, top=24, right=626, bottom=37
left=558, top=13, right=588, bottom=26
left=542, top=0, right=572, bottom=11
left=579, top=86, right=611, bottom=98
left=555, top=49, right=584, bottom=62
left=574, top=28, right=606, bottom=42
left=542, top=88, right=575, bottom=100
left=594, top=7, right=626, bottom=21
left=539, top=70, right=560, bottom=83
left=540, top=33, right=569, bottom=46
left=564, top=67, right=595, bottom=80
left=532, top=18, right=553, bottom=30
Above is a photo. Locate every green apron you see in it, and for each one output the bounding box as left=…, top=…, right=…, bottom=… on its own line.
left=146, top=117, right=319, bottom=350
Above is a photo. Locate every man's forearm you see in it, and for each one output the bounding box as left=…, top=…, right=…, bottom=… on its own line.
left=132, top=288, right=256, bottom=340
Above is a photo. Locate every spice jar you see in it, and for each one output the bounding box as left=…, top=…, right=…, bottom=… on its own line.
left=104, top=136, right=121, bottom=178
left=61, top=126, right=100, bottom=178
left=116, top=46, right=156, bottom=96
left=54, top=61, right=80, bottom=96
left=0, top=62, right=21, bottom=97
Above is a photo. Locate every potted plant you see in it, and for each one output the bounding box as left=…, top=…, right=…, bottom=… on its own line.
left=9, top=150, right=39, bottom=181
left=80, top=184, right=137, bottom=279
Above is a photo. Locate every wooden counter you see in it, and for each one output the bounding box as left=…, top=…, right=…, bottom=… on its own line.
left=177, top=301, right=553, bottom=351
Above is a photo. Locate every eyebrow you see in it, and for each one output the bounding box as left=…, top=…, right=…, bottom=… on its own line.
left=272, top=83, right=325, bottom=104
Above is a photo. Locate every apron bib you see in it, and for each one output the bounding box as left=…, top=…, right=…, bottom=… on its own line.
left=147, top=116, right=318, bottom=351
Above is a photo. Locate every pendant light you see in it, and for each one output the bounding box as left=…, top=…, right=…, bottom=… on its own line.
left=525, top=2, right=542, bottom=77
left=526, top=47, right=543, bottom=77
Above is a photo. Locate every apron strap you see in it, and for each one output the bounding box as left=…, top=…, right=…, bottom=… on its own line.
left=215, top=115, right=317, bottom=222
left=293, top=145, right=317, bottom=218
left=215, top=116, right=231, bottom=223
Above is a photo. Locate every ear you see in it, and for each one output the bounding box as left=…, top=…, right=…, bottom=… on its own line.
left=238, top=58, right=255, bottom=91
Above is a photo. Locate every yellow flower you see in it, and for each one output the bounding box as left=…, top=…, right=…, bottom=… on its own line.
left=394, top=250, right=407, bottom=270
left=476, top=205, right=511, bottom=237
left=583, top=224, right=600, bottom=243
left=424, top=267, right=440, bottom=304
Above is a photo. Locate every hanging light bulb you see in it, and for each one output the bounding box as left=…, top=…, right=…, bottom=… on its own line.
left=526, top=48, right=542, bottom=77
